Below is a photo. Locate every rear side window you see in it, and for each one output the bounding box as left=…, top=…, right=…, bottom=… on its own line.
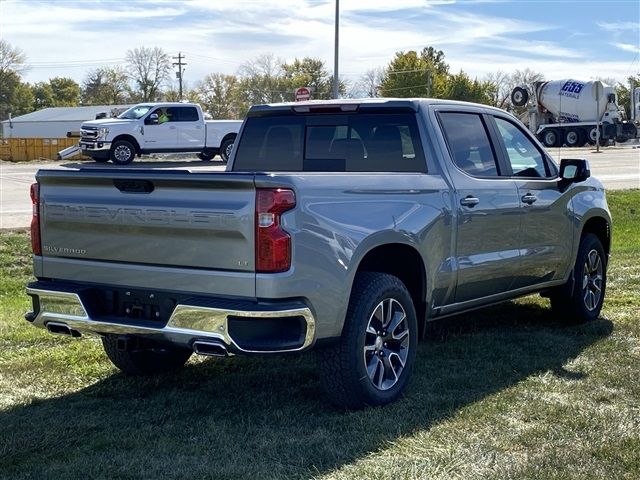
left=175, top=107, right=199, bottom=122
left=233, top=112, right=425, bottom=172
left=494, top=117, right=549, bottom=177
left=438, top=112, right=499, bottom=177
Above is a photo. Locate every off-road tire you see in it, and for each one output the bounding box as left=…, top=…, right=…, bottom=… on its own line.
left=550, top=233, right=606, bottom=324
left=102, top=335, right=192, bottom=375
left=316, top=272, right=417, bottom=409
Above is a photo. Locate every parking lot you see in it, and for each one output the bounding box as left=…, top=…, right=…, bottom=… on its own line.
left=0, top=146, right=638, bottom=230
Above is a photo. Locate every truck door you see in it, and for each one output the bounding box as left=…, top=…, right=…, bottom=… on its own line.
left=142, top=107, right=178, bottom=149
left=488, top=115, right=574, bottom=289
left=175, top=106, right=205, bottom=149
left=437, top=110, right=522, bottom=303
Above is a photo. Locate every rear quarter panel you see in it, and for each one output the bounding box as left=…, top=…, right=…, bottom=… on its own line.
left=254, top=173, right=453, bottom=339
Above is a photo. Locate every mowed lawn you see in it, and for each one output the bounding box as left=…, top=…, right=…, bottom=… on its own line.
left=0, top=190, right=638, bottom=480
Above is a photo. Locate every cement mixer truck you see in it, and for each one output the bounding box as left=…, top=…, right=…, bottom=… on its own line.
left=511, top=79, right=637, bottom=147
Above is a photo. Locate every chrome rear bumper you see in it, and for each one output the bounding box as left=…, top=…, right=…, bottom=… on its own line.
left=26, top=286, right=316, bottom=354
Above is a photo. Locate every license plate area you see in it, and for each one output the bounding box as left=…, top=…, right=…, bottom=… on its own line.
left=81, top=287, right=178, bottom=325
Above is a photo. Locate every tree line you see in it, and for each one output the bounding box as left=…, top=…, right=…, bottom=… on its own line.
left=1, top=39, right=638, bottom=123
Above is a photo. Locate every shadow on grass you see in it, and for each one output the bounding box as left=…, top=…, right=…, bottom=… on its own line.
left=0, top=302, right=612, bottom=479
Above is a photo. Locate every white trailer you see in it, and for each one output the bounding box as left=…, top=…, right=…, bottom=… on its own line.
left=511, top=79, right=637, bottom=147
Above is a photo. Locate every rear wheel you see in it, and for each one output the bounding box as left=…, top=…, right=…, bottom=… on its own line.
left=219, top=136, right=235, bottom=163
left=197, top=149, right=217, bottom=161
left=316, top=272, right=417, bottom=409
left=110, top=140, right=136, bottom=165
left=550, top=233, right=606, bottom=324
left=564, top=128, right=585, bottom=148
left=587, top=126, right=607, bottom=146
left=102, top=335, right=192, bottom=375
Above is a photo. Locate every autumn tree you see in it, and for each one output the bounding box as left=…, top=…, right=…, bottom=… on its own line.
left=82, top=66, right=130, bottom=105
left=31, top=82, right=55, bottom=109
left=281, top=57, right=336, bottom=100
left=0, top=41, right=32, bottom=120
left=351, top=68, right=384, bottom=98
left=48, top=77, right=81, bottom=106
left=126, top=46, right=171, bottom=101
left=196, top=73, right=245, bottom=119
left=379, top=47, right=449, bottom=98
left=0, top=40, right=27, bottom=75
left=236, top=54, right=289, bottom=105
left=614, top=74, right=640, bottom=119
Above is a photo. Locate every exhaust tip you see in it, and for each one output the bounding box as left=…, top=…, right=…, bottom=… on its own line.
left=193, top=340, right=228, bottom=357
left=46, top=322, right=81, bottom=337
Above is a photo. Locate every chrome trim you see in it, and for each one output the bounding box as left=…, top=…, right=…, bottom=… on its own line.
left=26, top=287, right=316, bottom=354
left=79, top=141, right=111, bottom=152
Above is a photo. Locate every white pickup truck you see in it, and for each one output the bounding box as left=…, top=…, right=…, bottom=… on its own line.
left=79, top=102, right=242, bottom=165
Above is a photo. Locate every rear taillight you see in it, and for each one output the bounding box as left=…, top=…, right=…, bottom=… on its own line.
left=255, top=188, right=296, bottom=273
left=30, top=182, right=42, bottom=255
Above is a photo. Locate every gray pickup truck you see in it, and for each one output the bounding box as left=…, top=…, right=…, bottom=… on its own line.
left=25, top=99, right=610, bottom=409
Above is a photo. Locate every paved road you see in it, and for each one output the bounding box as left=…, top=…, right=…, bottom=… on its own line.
left=1, top=146, right=638, bottom=230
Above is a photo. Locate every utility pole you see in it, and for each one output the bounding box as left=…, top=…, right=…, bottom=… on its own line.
left=426, top=69, right=432, bottom=97
left=333, top=0, right=339, bottom=99
left=172, top=53, right=187, bottom=100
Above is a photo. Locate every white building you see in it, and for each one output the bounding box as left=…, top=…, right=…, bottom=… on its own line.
left=1, top=105, right=133, bottom=138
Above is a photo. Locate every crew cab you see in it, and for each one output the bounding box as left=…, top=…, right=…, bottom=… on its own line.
left=79, top=102, right=242, bottom=164
left=26, top=99, right=611, bottom=409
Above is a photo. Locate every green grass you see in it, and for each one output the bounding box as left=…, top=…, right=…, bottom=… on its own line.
left=1, top=191, right=639, bottom=479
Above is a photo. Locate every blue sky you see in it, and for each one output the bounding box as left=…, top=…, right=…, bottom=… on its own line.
left=1, top=0, right=638, bottom=90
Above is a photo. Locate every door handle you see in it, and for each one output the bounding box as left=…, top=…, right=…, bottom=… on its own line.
left=169, top=125, right=177, bottom=130
left=460, top=195, right=480, bottom=207
left=521, top=193, right=537, bottom=205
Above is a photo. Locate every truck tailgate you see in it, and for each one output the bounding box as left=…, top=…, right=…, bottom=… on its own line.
left=36, top=169, right=256, bottom=296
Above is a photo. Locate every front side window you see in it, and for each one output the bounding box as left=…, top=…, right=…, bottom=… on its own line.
left=494, top=117, right=549, bottom=177
left=438, top=112, right=499, bottom=177
left=234, top=112, right=425, bottom=172
left=118, top=105, right=152, bottom=120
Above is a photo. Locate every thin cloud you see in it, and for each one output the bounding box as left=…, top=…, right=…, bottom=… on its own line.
left=612, top=43, right=640, bottom=54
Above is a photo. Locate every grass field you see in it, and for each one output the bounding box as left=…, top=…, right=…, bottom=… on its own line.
left=0, top=191, right=638, bottom=479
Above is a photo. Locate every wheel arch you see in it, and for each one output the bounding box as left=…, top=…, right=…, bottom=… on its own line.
left=353, top=242, right=427, bottom=334
left=582, top=215, right=611, bottom=256
left=220, top=132, right=237, bottom=146
left=111, top=134, right=141, bottom=154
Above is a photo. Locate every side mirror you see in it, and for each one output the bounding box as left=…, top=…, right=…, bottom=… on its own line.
left=559, top=158, right=590, bottom=183
left=146, top=113, right=159, bottom=125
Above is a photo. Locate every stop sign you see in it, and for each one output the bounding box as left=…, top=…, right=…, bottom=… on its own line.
left=295, top=87, right=311, bottom=102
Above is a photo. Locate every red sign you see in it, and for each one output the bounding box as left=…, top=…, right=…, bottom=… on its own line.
left=295, top=87, right=311, bottom=102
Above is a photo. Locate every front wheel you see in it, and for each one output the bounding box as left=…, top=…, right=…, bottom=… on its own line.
left=110, top=140, right=136, bottom=165
left=316, top=272, right=417, bottom=409
left=550, top=233, right=607, bottom=324
left=102, top=335, right=192, bottom=375
left=219, top=137, right=235, bottom=163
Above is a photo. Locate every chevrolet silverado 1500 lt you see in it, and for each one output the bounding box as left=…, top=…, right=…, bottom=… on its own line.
left=26, top=98, right=610, bottom=409
left=79, top=102, right=242, bottom=164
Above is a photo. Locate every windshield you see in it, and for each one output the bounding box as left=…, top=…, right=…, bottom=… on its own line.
left=117, top=105, right=153, bottom=120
